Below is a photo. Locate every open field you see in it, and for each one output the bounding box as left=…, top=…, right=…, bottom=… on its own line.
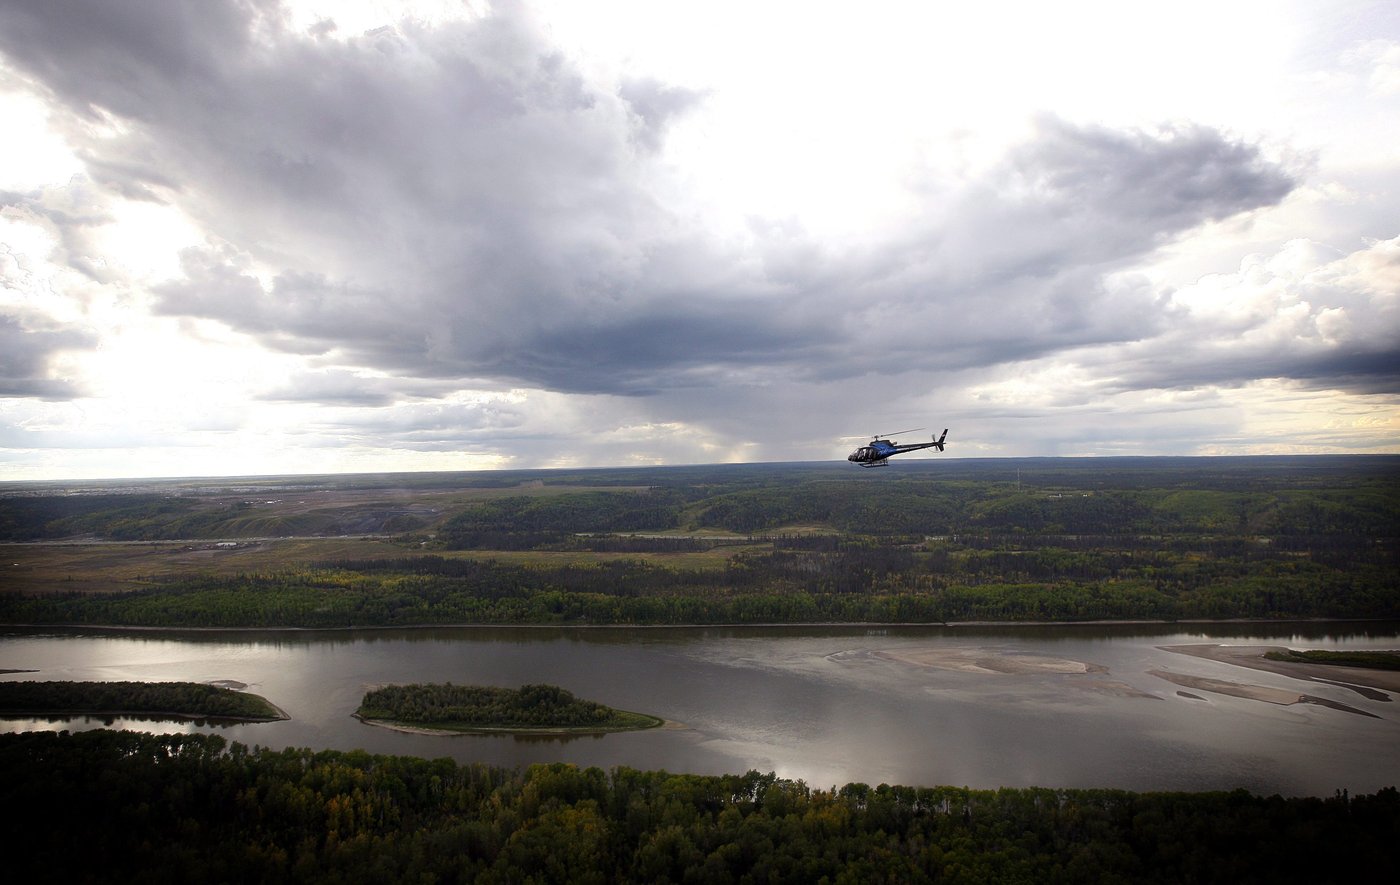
left=1, top=537, right=760, bottom=595
left=2, top=538, right=404, bottom=594
left=0, top=475, right=653, bottom=543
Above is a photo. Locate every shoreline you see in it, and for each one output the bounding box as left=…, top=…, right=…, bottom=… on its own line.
left=4, top=616, right=1396, bottom=635
left=0, top=706, right=289, bottom=724
left=0, top=682, right=291, bottom=723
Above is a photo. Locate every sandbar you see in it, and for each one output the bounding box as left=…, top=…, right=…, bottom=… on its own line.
left=1160, top=645, right=1399, bottom=698
left=873, top=647, right=1107, bottom=675
left=1148, top=669, right=1377, bottom=717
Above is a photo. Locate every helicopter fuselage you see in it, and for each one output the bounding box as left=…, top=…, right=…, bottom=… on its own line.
left=848, top=430, right=948, bottom=467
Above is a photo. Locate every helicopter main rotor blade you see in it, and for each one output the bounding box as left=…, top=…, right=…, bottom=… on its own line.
left=876, top=427, right=924, bottom=438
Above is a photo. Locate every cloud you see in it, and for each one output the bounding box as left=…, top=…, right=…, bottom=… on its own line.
left=256, top=368, right=462, bottom=407
left=1, top=0, right=1310, bottom=408
left=1, top=182, right=122, bottom=286
left=0, top=311, right=93, bottom=398
left=1091, top=236, right=1400, bottom=395
left=618, top=76, right=707, bottom=152
left=3, top=0, right=1395, bottom=476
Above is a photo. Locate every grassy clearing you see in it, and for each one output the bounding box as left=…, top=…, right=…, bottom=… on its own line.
left=439, top=546, right=762, bottom=570
left=1, top=536, right=755, bottom=595
left=2, top=538, right=416, bottom=594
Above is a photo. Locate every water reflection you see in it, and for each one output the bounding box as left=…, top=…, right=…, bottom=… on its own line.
left=508, top=732, right=608, bottom=745
left=1, top=622, right=1397, bottom=796
left=18, top=712, right=255, bottom=728
left=1, top=715, right=206, bottom=734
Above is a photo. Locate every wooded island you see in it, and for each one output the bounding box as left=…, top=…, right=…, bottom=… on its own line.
left=0, top=680, right=285, bottom=721
left=355, top=682, right=662, bottom=734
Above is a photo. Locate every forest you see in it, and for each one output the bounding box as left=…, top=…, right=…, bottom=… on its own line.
left=356, top=683, right=662, bottom=732
left=2, top=456, right=1396, bottom=627
left=1261, top=649, right=1400, bottom=670
left=0, top=680, right=284, bottom=720
left=1, top=729, right=1395, bottom=884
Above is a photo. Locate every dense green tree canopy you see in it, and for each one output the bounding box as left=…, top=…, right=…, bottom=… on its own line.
left=357, top=683, right=661, bottom=731
left=0, top=680, right=283, bottom=720
left=1, top=730, right=1394, bottom=883
left=2, top=458, right=1395, bottom=627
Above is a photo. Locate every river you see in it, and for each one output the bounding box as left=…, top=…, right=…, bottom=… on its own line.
left=3, top=622, right=1398, bottom=796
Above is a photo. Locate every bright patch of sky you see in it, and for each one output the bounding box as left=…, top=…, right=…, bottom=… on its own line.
left=1, top=0, right=1397, bottom=479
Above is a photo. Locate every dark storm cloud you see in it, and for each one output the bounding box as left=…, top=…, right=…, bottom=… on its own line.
left=1087, top=237, right=1400, bottom=396
left=1296, top=349, right=1400, bottom=394
left=1100, top=303, right=1400, bottom=395
left=472, top=295, right=843, bottom=395
left=1108, top=334, right=1400, bottom=396
left=256, top=369, right=461, bottom=406
left=1011, top=119, right=1296, bottom=241
left=885, top=120, right=1296, bottom=304
left=0, top=312, right=92, bottom=398
left=0, top=0, right=264, bottom=122
left=10, top=0, right=1385, bottom=411
left=309, top=399, right=536, bottom=453
left=773, top=121, right=1299, bottom=384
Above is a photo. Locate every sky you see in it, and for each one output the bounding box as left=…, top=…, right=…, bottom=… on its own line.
left=1, top=0, right=1398, bottom=479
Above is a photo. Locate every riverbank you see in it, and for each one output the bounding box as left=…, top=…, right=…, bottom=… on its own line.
left=6, top=616, right=1398, bottom=634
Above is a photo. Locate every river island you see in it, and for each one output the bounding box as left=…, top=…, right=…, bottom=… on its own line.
left=354, top=682, right=663, bottom=735
left=0, top=680, right=287, bottom=722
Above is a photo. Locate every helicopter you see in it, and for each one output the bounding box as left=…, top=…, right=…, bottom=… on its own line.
left=847, top=428, right=948, bottom=467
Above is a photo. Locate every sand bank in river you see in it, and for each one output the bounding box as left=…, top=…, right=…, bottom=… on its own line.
left=1160, top=645, right=1400, bottom=698
left=853, top=647, right=1154, bottom=697
left=1147, top=669, right=1378, bottom=717
left=855, top=644, right=1393, bottom=711
left=872, top=647, right=1108, bottom=675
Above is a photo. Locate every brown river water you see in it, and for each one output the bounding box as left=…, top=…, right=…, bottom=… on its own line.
left=3, top=622, right=1398, bottom=796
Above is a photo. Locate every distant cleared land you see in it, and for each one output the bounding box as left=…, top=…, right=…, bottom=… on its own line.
left=0, top=680, right=285, bottom=721
left=0, top=537, right=751, bottom=596
left=355, top=682, right=662, bottom=734
left=2, top=456, right=1397, bottom=627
